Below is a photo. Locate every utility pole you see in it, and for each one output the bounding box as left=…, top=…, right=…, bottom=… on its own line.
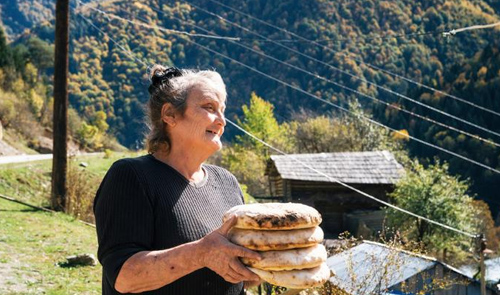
left=51, top=0, right=69, bottom=211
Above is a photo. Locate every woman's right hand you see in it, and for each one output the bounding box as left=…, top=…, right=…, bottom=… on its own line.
left=196, top=216, right=262, bottom=284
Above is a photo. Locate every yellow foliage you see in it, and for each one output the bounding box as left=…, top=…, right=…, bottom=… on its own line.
left=11, top=78, right=25, bottom=94
left=28, top=89, right=44, bottom=117
left=0, top=69, right=5, bottom=88
left=24, top=63, right=38, bottom=85
left=477, top=66, right=487, bottom=78
left=392, top=129, right=410, bottom=141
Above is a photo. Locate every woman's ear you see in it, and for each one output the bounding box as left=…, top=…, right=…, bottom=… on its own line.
left=161, top=103, right=177, bottom=127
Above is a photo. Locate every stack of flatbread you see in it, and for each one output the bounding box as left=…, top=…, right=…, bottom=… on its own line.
left=224, top=203, right=331, bottom=289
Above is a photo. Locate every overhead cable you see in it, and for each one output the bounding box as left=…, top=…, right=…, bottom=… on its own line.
left=205, top=0, right=500, bottom=119
left=170, top=3, right=500, bottom=148
left=443, top=21, right=500, bottom=36
left=84, top=9, right=500, bottom=175
left=226, top=119, right=478, bottom=239
left=79, top=8, right=481, bottom=239
left=76, top=11, right=149, bottom=67
left=244, top=31, right=442, bottom=44
left=187, top=2, right=500, bottom=140
left=158, top=7, right=500, bottom=148
left=183, top=38, right=500, bottom=174
left=78, top=1, right=241, bottom=41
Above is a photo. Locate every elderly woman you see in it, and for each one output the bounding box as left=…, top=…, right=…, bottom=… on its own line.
left=94, top=66, right=261, bottom=294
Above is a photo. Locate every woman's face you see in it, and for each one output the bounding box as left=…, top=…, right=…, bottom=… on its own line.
left=168, top=82, right=226, bottom=156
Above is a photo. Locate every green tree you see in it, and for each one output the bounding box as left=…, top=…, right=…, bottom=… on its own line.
left=26, top=37, right=54, bottom=74
left=0, top=25, right=11, bottom=68
left=236, top=92, right=290, bottom=157
left=222, top=92, right=290, bottom=196
left=11, top=44, right=29, bottom=74
left=386, top=160, right=487, bottom=262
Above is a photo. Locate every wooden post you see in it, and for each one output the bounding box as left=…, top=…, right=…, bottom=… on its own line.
left=479, top=234, right=486, bottom=295
left=51, top=0, right=69, bottom=211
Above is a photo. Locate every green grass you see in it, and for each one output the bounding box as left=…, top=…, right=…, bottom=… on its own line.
left=0, top=198, right=101, bottom=294
left=0, top=151, right=142, bottom=294
left=0, top=161, right=52, bottom=208
left=0, top=152, right=141, bottom=207
left=73, top=151, right=143, bottom=177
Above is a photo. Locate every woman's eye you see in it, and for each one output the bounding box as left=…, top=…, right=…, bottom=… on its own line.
left=205, top=105, right=215, bottom=111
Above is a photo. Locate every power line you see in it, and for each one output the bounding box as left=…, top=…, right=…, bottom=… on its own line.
left=165, top=4, right=500, bottom=148
left=75, top=11, right=149, bottom=68
left=0, top=193, right=96, bottom=227
left=205, top=0, right=500, bottom=120
left=157, top=9, right=500, bottom=148
left=242, top=30, right=442, bottom=44
left=77, top=7, right=481, bottom=240
left=186, top=2, right=500, bottom=141
left=77, top=1, right=241, bottom=41
left=443, top=21, right=500, bottom=36
left=84, top=9, right=500, bottom=175
left=226, top=119, right=478, bottom=239
left=182, top=38, right=500, bottom=175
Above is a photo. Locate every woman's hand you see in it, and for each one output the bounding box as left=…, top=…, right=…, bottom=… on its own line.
left=197, top=216, right=262, bottom=284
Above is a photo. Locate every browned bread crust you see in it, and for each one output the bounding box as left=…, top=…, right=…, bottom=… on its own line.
left=241, top=244, right=327, bottom=271
left=228, top=226, right=324, bottom=251
left=223, top=203, right=322, bottom=230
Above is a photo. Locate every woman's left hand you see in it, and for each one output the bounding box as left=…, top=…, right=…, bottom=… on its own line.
left=196, top=216, right=262, bottom=284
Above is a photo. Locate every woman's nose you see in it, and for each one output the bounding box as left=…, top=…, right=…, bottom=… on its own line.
left=216, top=111, right=226, bottom=126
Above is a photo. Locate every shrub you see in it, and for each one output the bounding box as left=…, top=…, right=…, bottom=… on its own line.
left=66, top=160, right=101, bottom=223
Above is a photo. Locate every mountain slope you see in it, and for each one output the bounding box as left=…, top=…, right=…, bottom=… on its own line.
left=0, top=0, right=54, bottom=40
left=2, top=0, right=500, bottom=210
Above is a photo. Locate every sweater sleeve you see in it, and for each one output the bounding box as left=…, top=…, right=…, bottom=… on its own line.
left=94, top=159, right=154, bottom=291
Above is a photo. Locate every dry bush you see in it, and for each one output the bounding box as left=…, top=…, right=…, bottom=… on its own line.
left=66, top=159, right=101, bottom=223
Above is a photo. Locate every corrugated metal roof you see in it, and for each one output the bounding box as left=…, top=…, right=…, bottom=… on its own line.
left=326, top=241, right=475, bottom=295
left=268, top=151, right=404, bottom=184
left=460, top=257, right=500, bottom=284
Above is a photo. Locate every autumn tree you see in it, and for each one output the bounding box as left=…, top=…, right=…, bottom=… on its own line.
left=289, top=101, right=407, bottom=160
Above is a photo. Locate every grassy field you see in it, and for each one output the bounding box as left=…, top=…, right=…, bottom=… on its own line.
left=0, top=152, right=141, bottom=207
left=0, top=152, right=141, bottom=294
left=0, top=197, right=101, bottom=294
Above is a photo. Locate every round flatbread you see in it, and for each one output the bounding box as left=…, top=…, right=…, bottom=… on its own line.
left=241, top=244, right=327, bottom=271
left=249, top=263, right=331, bottom=289
left=223, top=203, right=322, bottom=230
left=228, top=226, right=324, bottom=251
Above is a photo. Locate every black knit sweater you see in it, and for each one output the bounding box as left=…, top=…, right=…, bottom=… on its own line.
left=94, top=154, right=245, bottom=294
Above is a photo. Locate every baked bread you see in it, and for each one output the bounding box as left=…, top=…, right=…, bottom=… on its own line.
left=223, top=203, right=322, bottom=230
left=249, top=263, right=331, bottom=289
left=228, top=226, right=324, bottom=251
left=241, top=244, right=327, bottom=271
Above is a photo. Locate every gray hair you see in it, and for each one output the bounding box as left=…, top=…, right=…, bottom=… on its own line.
left=146, top=65, right=226, bottom=154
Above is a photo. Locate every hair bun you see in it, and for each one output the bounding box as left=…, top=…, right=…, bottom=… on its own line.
left=149, top=66, right=183, bottom=94
left=152, top=67, right=182, bottom=86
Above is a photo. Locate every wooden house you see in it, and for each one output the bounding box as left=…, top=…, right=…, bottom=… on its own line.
left=265, top=151, right=405, bottom=237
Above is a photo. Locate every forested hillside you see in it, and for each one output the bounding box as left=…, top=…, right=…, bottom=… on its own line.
left=1, top=0, right=500, bottom=212
left=0, top=0, right=54, bottom=40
